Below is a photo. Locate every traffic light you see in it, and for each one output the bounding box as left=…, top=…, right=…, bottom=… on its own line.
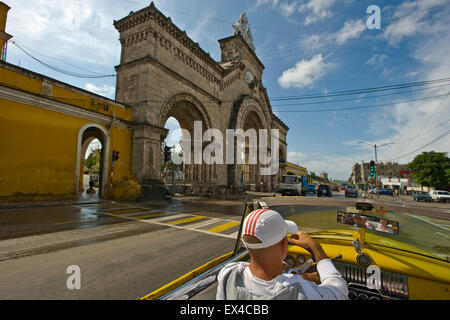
left=369, top=160, right=375, bottom=173
left=112, top=150, right=119, bottom=162
left=163, top=146, right=171, bottom=163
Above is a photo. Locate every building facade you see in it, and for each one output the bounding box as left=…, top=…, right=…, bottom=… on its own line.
left=113, top=3, right=288, bottom=193
left=0, top=2, right=288, bottom=201
left=351, top=161, right=410, bottom=188
left=285, top=162, right=307, bottom=177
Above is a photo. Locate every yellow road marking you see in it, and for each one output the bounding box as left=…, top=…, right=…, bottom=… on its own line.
left=166, top=216, right=206, bottom=225
left=207, top=221, right=240, bottom=233
left=53, top=218, right=103, bottom=225
left=133, top=212, right=172, bottom=219
left=103, top=208, right=149, bottom=214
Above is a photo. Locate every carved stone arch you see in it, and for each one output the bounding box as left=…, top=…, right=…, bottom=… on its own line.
left=158, top=92, right=212, bottom=131
left=158, top=92, right=214, bottom=185
left=235, top=96, right=269, bottom=131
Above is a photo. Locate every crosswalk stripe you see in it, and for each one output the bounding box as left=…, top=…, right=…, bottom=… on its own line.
left=102, top=208, right=149, bottom=214
left=207, top=221, right=240, bottom=233
left=229, top=231, right=240, bottom=239
left=153, top=213, right=190, bottom=222
left=187, top=218, right=221, bottom=229
left=132, top=212, right=173, bottom=219
left=166, top=216, right=206, bottom=225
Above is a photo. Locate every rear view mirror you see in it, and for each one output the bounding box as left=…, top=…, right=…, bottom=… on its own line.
left=356, top=202, right=373, bottom=211
left=337, top=211, right=399, bottom=235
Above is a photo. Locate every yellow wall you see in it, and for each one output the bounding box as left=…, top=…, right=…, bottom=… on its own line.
left=0, top=2, right=11, bottom=58
left=286, top=162, right=308, bottom=177
left=0, top=63, right=133, bottom=201
left=0, top=2, right=9, bottom=31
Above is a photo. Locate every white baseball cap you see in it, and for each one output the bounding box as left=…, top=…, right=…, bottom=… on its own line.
left=241, top=209, right=298, bottom=249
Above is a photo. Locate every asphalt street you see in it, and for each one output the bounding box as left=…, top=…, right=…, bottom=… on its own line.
left=0, top=193, right=448, bottom=299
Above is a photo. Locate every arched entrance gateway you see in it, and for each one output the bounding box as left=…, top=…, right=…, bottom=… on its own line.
left=113, top=3, right=288, bottom=198
left=75, top=123, right=110, bottom=199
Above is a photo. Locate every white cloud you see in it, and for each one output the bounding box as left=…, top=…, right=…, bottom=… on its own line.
left=279, top=1, right=297, bottom=17
left=287, top=151, right=307, bottom=163
left=335, top=19, right=366, bottom=45
left=365, top=54, right=388, bottom=66
left=85, top=83, right=115, bottom=98
left=383, top=0, right=449, bottom=45
left=278, top=53, right=333, bottom=88
left=298, top=0, right=336, bottom=25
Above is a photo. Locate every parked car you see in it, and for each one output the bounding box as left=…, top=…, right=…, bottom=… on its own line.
left=345, top=185, right=358, bottom=198
left=331, top=186, right=339, bottom=192
left=370, top=188, right=394, bottom=196
left=430, top=190, right=450, bottom=203
left=317, top=184, right=332, bottom=197
left=412, top=191, right=432, bottom=202
left=340, top=186, right=346, bottom=191
left=307, top=184, right=317, bottom=194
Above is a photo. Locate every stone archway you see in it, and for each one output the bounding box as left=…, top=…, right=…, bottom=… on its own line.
left=75, top=123, right=110, bottom=199
left=159, top=93, right=213, bottom=185
left=231, top=96, right=270, bottom=189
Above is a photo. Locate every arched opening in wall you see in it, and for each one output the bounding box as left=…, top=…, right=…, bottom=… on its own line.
left=163, top=116, right=184, bottom=192
left=82, top=138, right=102, bottom=199
left=77, top=125, right=108, bottom=200
left=242, top=110, right=265, bottom=189
left=160, top=96, right=212, bottom=187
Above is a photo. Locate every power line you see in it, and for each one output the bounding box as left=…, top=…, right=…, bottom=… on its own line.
left=268, top=78, right=450, bottom=101
left=397, top=93, right=449, bottom=154
left=389, top=130, right=450, bottom=161
left=270, top=83, right=450, bottom=107
left=11, top=41, right=116, bottom=79
left=159, top=6, right=450, bottom=68
left=12, top=40, right=107, bottom=76
left=273, top=93, right=449, bottom=113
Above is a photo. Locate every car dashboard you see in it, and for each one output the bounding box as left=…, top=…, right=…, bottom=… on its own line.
left=283, top=239, right=450, bottom=300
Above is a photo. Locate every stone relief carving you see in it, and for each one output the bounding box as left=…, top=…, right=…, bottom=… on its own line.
left=121, top=74, right=138, bottom=101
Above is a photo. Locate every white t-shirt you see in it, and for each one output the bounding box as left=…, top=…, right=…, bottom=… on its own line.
left=217, top=259, right=348, bottom=300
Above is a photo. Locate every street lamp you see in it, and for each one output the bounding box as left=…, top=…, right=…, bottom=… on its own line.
left=357, top=141, right=394, bottom=198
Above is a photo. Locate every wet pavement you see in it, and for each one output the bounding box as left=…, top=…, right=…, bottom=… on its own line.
left=0, top=194, right=448, bottom=299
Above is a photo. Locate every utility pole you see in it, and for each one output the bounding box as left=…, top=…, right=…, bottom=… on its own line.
left=374, top=144, right=379, bottom=199
left=358, top=141, right=394, bottom=199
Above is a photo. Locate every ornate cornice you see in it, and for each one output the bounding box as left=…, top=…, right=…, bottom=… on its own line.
left=0, top=85, right=131, bottom=129
left=114, top=2, right=225, bottom=77
left=115, top=55, right=221, bottom=104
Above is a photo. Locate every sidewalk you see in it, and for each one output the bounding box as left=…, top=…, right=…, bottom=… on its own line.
left=0, top=197, right=108, bottom=209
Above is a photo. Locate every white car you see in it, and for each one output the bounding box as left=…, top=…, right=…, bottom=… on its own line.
left=430, top=190, right=450, bottom=203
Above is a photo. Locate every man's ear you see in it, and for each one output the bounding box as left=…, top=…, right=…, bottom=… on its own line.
left=280, top=237, right=288, bottom=258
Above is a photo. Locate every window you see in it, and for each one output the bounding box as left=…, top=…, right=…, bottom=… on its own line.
left=281, top=176, right=298, bottom=184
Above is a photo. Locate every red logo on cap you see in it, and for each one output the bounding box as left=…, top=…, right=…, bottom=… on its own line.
left=244, top=209, right=269, bottom=236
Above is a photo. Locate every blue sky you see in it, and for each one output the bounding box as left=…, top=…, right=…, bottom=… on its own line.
left=5, top=0, right=450, bottom=180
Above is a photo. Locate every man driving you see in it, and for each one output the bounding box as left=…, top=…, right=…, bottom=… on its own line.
left=216, top=209, right=348, bottom=300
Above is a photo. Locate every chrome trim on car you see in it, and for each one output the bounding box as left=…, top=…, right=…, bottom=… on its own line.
left=334, top=262, right=409, bottom=300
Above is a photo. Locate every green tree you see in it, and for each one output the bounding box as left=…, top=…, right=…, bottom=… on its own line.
left=408, top=151, right=450, bottom=189
left=85, top=148, right=101, bottom=174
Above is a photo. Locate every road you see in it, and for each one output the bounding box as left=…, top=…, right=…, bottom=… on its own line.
left=0, top=194, right=448, bottom=299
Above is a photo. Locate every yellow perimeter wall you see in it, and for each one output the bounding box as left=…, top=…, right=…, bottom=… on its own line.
left=0, top=63, right=133, bottom=201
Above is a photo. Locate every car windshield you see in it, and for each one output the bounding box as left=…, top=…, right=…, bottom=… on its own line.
left=281, top=176, right=298, bottom=184
left=246, top=198, right=450, bottom=263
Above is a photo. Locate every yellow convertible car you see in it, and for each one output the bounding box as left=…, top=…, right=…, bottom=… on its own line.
left=142, top=198, right=450, bottom=300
